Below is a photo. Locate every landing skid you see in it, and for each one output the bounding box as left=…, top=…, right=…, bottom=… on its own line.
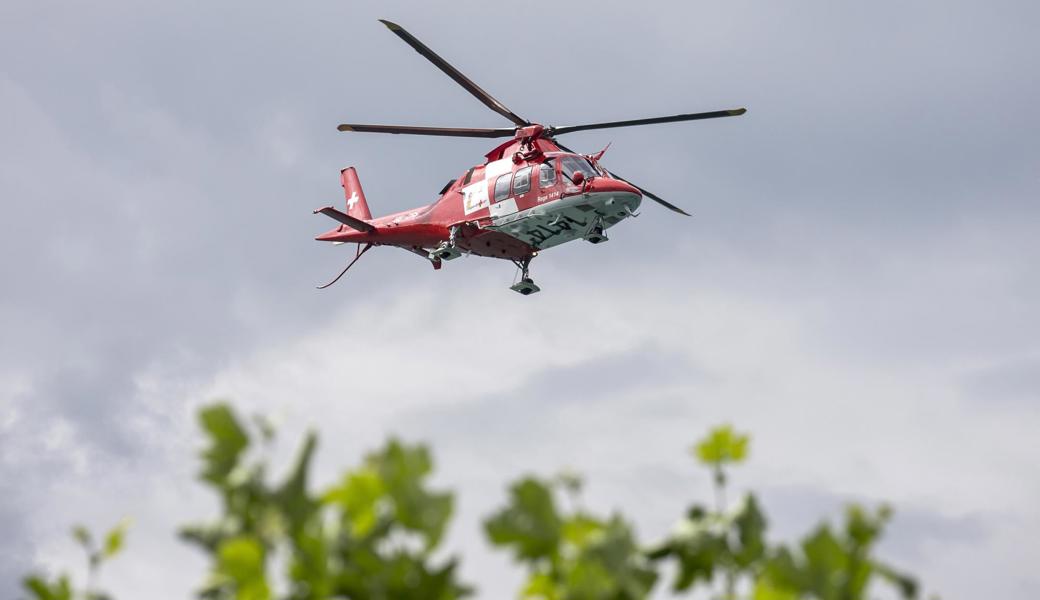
left=510, top=256, right=540, bottom=295
left=429, top=224, right=464, bottom=261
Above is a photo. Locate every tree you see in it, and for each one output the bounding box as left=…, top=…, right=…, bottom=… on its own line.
left=179, top=404, right=468, bottom=600
left=22, top=404, right=922, bottom=600
left=22, top=520, right=129, bottom=600
left=484, top=473, right=657, bottom=599
left=644, top=425, right=916, bottom=600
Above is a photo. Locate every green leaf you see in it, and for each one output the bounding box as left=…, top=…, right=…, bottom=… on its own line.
left=562, top=559, right=614, bottom=599
left=368, top=438, right=433, bottom=484
left=521, top=572, right=560, bottom=600
left=287, top=525, right=332, bottom=598
left=758, top=547, right=807, bottom=592
left=844, top=503, right=888, bottom=547
left=198, top=404, right=250, bottom=487
left=801, top=524, right=847, bottom=583
left=22, top=574, right=72, bottom=600
left=103, top=519, right=131, bottom=558
left=652, top=508, right=725, bottom=591
left=413, top=491, right=454, bottom=549
left=323, top=466, right=386, bottom=537
left=217, top=536, right=270, bottom=600
left=485, top=477, right=562, bottom=562
left=71, top=526, right=92, bottom=550
left=577, top=516, right=657, bottom=598
left=875, top=562, right=919, bottom=599
left=753, top=577, right=799, bottom=600
left=693, top=425, right=749, bottom=467
left=562, top=514, right=605, bottom=549
left=367, top=439, right=454, bottom=548
left=732, top=494, right=768, bottom=567
left=274, top=432, right=318, bottom=534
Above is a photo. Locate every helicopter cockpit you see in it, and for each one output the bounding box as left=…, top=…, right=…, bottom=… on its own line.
left=557, top=154, right=607, bottom=183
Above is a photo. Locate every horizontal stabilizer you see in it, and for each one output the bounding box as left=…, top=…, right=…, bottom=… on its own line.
left=314, top=206, right=377, bottom=232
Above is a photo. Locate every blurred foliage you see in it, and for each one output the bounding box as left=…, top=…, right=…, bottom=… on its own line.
left=485, top=475, right=657, bottom=599
left=23, top=520, right=129, bottom=600
left=693, top=424, right=750, bottom=505
left=754, top=505, right=918, bottom=600
left=647, top=495, right=768, bottom=594
left=23, top=408, right=925, bottom=600
left=179, top=404, right=468, bottom=600
left=694, top=424, right=750, bottom=468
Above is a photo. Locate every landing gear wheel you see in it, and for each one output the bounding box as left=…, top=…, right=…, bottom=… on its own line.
left=510, top=277, right=541, bottom=295
left=429, top=225, right=463, bottom=261
left=510, top=256, right=541, bottom=295
left=584, top=217, right=608, bottom=244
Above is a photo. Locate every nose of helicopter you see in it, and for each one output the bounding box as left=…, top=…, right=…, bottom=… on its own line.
left=585, top=175, right=642, bottom=197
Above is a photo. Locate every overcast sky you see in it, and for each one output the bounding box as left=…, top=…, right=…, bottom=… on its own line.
left=2, top=0, right=1038, bottom=598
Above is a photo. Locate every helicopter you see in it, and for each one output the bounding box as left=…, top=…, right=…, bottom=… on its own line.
left=315, top=19, right=745, bottom=295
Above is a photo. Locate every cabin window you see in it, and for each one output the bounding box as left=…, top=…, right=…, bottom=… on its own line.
left=494, top=173, right=512, bottom=201
left=513, top=166, right=532, bottom=195
left=538, top=163, right=556, bottom=188
left=587, top=158, right=608, bottom=176
left=560, top=155, right=598, bottom=183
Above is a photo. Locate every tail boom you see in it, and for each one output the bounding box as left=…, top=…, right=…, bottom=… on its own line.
left=315, top=221, right=449, bottom=246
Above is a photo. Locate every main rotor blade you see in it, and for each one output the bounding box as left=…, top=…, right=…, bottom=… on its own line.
left=550, top=108, right=746, bottom=136
left=378, top=19, right=529, bottom=127
left=337, top=123, right=516, bottom=138
left=551, top=139, right=691, bottom=217
left=607, top=172, right=692, bottom=216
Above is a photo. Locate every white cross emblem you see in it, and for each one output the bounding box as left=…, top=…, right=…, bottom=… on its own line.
left=347, top=191, right=359, bottom=210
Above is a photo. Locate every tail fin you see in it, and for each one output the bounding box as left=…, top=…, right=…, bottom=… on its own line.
left=340, top=167, right=372, bottom=220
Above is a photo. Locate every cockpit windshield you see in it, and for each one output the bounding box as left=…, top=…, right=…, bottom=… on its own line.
left=559, top=155, right=604, bottom=183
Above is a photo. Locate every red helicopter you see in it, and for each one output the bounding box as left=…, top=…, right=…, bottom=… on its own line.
left=315, top=20, right=745, bottom=295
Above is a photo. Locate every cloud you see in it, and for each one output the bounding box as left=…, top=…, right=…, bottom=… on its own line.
left=2, top=0, right=1039, bottom=598
left=5, top=249, right=1040, bottom=597
left=184, top=263, right=1036, bottom=598
left=961, top=357, right=1040, bottom=408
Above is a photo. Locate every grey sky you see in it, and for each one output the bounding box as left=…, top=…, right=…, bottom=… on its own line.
left=2, top=0, right=1038, bottom=598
